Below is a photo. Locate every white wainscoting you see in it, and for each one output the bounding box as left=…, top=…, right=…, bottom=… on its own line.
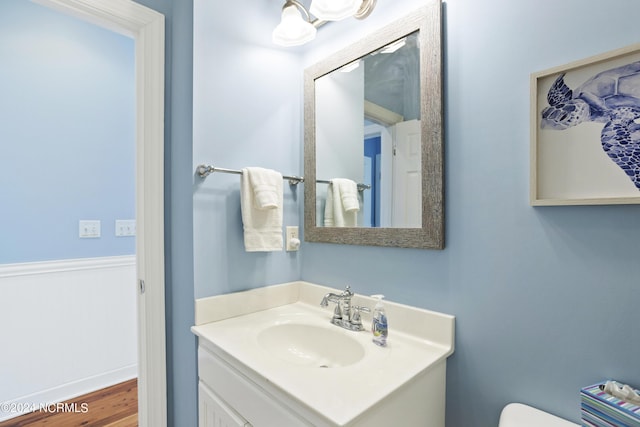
left=0, top=256, right=137, bottom=421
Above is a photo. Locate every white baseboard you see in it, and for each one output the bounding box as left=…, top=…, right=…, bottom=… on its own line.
left=0, top=365, right=137, bottom=422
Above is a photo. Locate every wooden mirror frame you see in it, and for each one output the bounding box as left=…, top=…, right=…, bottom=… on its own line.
left=304, top=1, right=444, bottom=249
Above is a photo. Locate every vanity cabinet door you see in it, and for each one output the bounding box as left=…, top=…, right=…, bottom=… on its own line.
left=199, top=381, right=251, bottom=427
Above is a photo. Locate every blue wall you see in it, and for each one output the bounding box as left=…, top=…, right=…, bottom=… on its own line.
left=192, top=0, right=303, bottom=299
left=0, top=0, right=135, bottom=264
left=300, top=0, right=640, bottom=426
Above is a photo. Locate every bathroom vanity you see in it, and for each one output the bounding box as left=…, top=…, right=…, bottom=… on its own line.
left=191, top=282, right=455, bottom=427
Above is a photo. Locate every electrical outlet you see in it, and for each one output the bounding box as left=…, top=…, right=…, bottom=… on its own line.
left=115, top=219, right=136, bottom=237
left=79, top=220, right=101, bottom=238
left=286, top=226, right=300, bottom=251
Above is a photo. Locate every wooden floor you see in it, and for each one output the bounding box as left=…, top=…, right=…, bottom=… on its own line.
left=0, top=379, right=137, bottom=427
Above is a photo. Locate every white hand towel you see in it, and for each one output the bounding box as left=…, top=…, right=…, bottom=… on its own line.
left=334, top=178, right=359, bottom=212
left=240, top=167, right=283, bottom=252
left=324, top=178, right=359, bottom=227
left=324, top=184, right=335, bottom=227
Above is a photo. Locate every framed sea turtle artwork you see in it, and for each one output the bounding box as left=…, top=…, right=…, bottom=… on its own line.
left=530, top=44, right=640, bottom=205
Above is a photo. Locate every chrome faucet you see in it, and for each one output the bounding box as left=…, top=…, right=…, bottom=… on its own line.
left=320, top=286, right=370, bottom=331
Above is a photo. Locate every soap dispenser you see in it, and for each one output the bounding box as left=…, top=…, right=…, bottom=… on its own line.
left=371, top=295, right=388, bottom=347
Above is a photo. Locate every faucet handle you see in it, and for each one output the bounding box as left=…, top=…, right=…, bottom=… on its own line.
left=352, top=305, right=370, bottom=314
left=350, top=305, right=370, bottom=330
left=342, top=285, right=354, bottom=297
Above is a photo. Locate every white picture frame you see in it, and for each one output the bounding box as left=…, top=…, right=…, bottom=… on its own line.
left=530, top=44, right=640, bottom=206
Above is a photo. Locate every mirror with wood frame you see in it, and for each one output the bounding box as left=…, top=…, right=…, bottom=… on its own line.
left=304, top=2, right=444, bottom=249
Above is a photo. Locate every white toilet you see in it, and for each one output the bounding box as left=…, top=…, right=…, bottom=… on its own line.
left=499, top=403, right=580, bottom=426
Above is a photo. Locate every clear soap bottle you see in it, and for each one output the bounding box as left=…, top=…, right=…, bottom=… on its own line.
left=371, top=294, right=388, bottom=346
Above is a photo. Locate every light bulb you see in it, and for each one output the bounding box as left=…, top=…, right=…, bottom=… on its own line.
left=272, top=5, right=317, bottom=47
left=310, top=0, right=361, bottom=21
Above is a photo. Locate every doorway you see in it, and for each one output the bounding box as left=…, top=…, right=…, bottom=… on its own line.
left=0, top=0, right=166, bottom=425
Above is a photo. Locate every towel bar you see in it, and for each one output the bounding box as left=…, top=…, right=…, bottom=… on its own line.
left=316, top=179, right=371, bottom=192
left=197, top=164, right=304, bottom=185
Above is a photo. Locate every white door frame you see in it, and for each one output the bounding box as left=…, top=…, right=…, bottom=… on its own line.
left=33, top=1, right=167, bottom=426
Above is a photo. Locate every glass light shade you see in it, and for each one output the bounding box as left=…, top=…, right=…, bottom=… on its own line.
left=309, top=0, right=361, bottom=21
left=272, top=5, right=317, bottom=47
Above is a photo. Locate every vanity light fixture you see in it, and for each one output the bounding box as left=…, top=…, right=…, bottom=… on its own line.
left=273, top=0, right=377, bottom=47
left=272, top=0, right=317, bottom=47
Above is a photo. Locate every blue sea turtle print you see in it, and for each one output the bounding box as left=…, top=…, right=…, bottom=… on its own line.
left=541, top=61, right=640, bottom=190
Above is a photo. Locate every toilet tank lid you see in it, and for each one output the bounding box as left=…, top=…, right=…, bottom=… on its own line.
left=499, top=403, right=579, bottom=427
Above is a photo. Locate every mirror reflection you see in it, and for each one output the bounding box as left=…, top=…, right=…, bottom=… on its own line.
left=315, top=32, right=421, bottom=228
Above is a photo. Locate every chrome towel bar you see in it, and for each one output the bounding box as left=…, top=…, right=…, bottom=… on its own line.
left=196, top=164, right=304, bottom=185
left=316, top=179, right=371, bottom=192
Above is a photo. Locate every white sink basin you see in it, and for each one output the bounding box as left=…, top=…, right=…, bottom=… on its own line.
left=257, top=323, right=365, bottom=368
